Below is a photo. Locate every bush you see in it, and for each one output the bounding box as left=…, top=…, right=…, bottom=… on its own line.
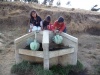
left=38, top=70, right=53, bottom=75
left=11, top=61, right=32, bottom=74
left=32, top=65, right=43, bottom=75
left=50, top=65, right=69, bottom=75
left=11, top=60, right=84, bottom=75
left=50, top=60, right=84, bottom=75
left=67, top=60, right=84, bottom=72
left=94, top=61, right=100, bottom=75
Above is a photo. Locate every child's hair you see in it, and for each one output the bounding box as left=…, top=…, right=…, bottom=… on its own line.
left=30, top=10, right=38, bottom=18
left=45, top=15, right=51, bottom=22
left=58, top=16, right=64, bottom=23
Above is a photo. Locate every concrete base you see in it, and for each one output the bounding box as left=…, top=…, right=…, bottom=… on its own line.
left=14, top=31, right=78, bottom=69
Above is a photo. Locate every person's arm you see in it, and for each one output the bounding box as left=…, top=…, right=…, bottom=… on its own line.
left=39, top=17, right=43, bottom=30
left=42, top=20, right=46, bottom=30
left=38, top=16, right=43, bottom=29
left=53, top=21, right=57, bottom=31
left=30, top=18, right=33, bottom=24
left=59, top=23, right=66, bottom=33
left=52, top=21, right=59, bottom=34
left=40, top=21, right=43, bottom=30
left=29, top=19, right=34, bottom=32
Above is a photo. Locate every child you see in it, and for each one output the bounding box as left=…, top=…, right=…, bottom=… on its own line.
left=29, top=10, right=43, bottom=32
left=53, top=16, right=66, bottom=33
left=43, top=15, right=51, bottom=30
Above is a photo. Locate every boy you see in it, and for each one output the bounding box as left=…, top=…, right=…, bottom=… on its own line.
left=53, top=16, right=66, bottom=33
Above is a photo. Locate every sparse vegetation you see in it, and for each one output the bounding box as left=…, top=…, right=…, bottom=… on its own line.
left=0, top=49, right=2, bottom=53
left=86, top=27, right=100, bottom=36
left=98, top=67, right=100, bottom=74
left=11, top=61, right=33, bottom=74
left=94, top=61, right=100, bottom=75
left=11, top=60, right=85, bottom=75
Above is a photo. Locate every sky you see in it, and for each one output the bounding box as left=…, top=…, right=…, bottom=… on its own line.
left=39, top=0, right=100, bottom=11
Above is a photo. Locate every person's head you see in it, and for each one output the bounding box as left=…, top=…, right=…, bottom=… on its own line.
left=45, top=15, right=51, bottom=22
left=58, top=16, right=64, bottom=25
left=30, top=10, right=38, bottom=18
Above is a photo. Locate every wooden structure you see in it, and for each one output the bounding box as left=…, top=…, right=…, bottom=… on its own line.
left=14, top=30, right=78, bottom=70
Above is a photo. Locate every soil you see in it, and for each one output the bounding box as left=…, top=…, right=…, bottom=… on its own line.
left=0, top=2, right=100, bottom=75
left=86, top=27, right=100, bottom=36
left=68, top=69, right=88, bottom=75
left=24, top=43, right=70, bottom=51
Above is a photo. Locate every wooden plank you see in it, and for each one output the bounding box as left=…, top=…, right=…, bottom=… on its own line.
left=18, top=48, right=74, bottom=59
left=42, top=30, right=49, bottom=70
left=49, top=48, right=74, bottom=58
left=42, top=30, right=49, bottom=44
left=19, top=49, right=44, bottom=58
left=14, top=31, right=43, bottom=44
left=61, top=32, right=78, bottom=43
left=14, top=32, right=34, bottom=44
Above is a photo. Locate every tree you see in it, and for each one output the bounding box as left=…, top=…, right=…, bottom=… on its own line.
left=42, top=0, right=47, bottom=5
left=33, top=0, right=38, bottom=3
left=49, top=0, right=54, bottom=6
left=42, top=0, right=54, bottom=5
left=66, top=1, right=71, bottom=6
left=56, top=1, right=61, bottom=6
left=24, top=0, right=38, bottom=3
left=0, top=0, right=7, bottom=1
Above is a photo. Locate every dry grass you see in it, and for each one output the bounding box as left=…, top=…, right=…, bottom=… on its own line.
left=0, top=2, right=100, bottom=34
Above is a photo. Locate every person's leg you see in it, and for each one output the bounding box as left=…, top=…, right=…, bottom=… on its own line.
left=32, top=26, right=38, bottom=31
left=28, top=24, right=33, bottom=32
left=37, top=26, right=41, bottom=31
left=63, top=27, right=67, bottom=33
left=43, top=26, right=47, bottom=30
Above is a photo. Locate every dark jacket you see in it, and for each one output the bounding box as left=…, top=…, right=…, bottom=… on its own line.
left=43, top=20, right=50, bottom=29
left=30, top=16, right=42, bottom=27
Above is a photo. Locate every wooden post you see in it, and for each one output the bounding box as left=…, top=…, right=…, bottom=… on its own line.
left=42, top=30, right=49, bottom=70
left=60, top=33, right=78, bottom=65
left=15, top=43, right=22, bottom=64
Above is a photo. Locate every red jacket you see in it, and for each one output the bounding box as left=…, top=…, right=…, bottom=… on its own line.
left=53, top=21, right=66, bottom=32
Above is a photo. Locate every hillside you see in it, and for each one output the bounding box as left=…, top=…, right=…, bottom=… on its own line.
left=0, top=2, right=100, bottom=75
left=0, top=2, right=100, bottom=34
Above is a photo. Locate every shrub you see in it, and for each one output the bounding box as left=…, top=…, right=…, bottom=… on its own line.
left=11, top=60, right=84, bottom=75
left=11, top=61, right=32, bottom=74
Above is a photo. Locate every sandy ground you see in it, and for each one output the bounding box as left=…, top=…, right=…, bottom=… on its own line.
left=0, top=32, right=100, bottom=75
left=77, top=34, right=100, bottom=75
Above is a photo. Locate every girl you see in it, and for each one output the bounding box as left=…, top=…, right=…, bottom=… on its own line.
left=29, top=10, right=43, bottom=32
left=43, top=15, right=51, bottom=30
left=43, top=15, right=54, bottom=31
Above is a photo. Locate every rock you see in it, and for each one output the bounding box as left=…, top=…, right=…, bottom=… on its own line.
left=0, top=42, right=3, bottom=47
left=0, top=39, right=4, bottom=43
left=0, top=33, right=6, bottom=40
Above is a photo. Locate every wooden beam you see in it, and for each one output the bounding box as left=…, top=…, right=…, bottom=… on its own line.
left=42, top=30, right=49, bottom=70
left=19, top=48, right=74, bottom=58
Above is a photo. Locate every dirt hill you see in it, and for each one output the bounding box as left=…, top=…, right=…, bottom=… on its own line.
left=0, top=2, right=100, bottom=75
left=0, top=2, right=100, bottom=34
